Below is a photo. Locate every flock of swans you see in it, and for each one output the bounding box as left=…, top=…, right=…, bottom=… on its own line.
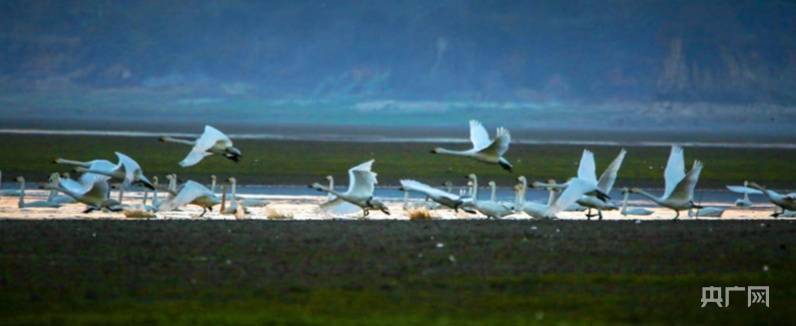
left=1, top=120, right=794, bottom=220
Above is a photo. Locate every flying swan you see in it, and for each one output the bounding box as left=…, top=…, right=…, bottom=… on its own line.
left=431, top=120, right=513, bottom=171
left=160, top=125, right=242, bottom=167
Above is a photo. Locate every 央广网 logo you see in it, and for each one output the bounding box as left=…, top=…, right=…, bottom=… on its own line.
left=701, top=286, right=769, bottom=308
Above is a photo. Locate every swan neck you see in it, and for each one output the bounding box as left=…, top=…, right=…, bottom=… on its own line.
left=55, top=159, right=90, bottom=167
left=161, top=137, right=195, bottom=146
left=470, top=177, right=478, bottom=200
left=634, top=189, right=660, bottom=203
left=435, top=148, right=469, bottom=156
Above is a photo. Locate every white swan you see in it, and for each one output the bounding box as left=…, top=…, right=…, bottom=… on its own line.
left=619, top=188, right=654, bottom=216
left=737, top=182, right=796, bottom=217
left=460, top=174, right=513, bottom=219
left=228, top=177, right=268, bottom=207
left=574, top=149, right=627, bottom=220
left=16, top=176, right=62, bottom=208
left=49, top=176, right=122, bottom=213
left=726, top=181, right=754, bottom=208
left=310, top=160, right=389, bottom=217
left=157, top=180, right=220, bottom=217
left=220, top=180, right=247, bottom=219
left=399, top=179, right=471, bottom=212
left=515, top=176, right=604, bottom=219
left=430, top=120, right=513, bottom=171
left=160, top=125, right=241, bottom=167
left=0, top=170, right=21, bottom=196
left=56, top=152, right=153, bottom=189
left=325, top=175, right=334, bottom=200
left=627, top=146, right=703, bottom=219
left=167, top=174, right=178, bottom=193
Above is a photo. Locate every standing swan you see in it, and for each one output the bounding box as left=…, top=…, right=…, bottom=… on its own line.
left=460, top=174, right=513, bottom=219
left=310, top=160, right=390, bottom=217
left=160, top=125, right=241, bottom=167
left=325, top=175, right=334, bottom=200
left=16, top=176, right=62, bottom=208
left=620, top=188, right=654, bottom=216
left=209, top=175, right=217, bottom=193
left=430, top=120, right=513, bottom=171
left=627, top=146, right=704, bottom=219
left=726, top=181, right=754, bottom=208
left=220, top=178, right=248, bottom=218
left=228, top=177, right=268, bottom=207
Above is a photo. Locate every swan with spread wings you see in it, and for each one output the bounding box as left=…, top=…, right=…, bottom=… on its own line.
left=310, top=160, right=390, bottom=217
left=430, top=120, right=513, bottom=171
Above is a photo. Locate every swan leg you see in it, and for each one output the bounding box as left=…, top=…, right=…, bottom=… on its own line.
left=673, top=210, right=680, bottom=220
left=363, top=209, right=370, bottom=217
left=200, top=208, right=207, bottom=217
left=598, top=210, right=603, bottom=221
left=586, top=208, right=592, bottom=220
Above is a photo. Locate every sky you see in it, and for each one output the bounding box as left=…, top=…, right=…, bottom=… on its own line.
left=1, top=0, right=795, bottom=136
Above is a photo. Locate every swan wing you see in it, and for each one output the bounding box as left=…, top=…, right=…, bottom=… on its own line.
left=59, top=178, right=91, bottom=197
left=179, top=150, right=211, bottom=168
left=345, top=160, right=377, bottom=197
left=400, top=179, right=459, bottom=201
left=320, top=198, right=362, bottom=215
left=469, top=120, right=491, bottom=150
left=78, top=160, right=116, bottom=185
left=663, top=145, right=686, bottom=199
left=667, top=160, right=703, bottom=201
left=726, top=185, right=763, bottom=195
left=597, top=149, right=627, bottom=193
left=549, top=178, right=593, bottom=216
left=114, top=152, right=142, bottom=186
left=201, top=125, right=233, bottom=148
left=82, top=179, right=111, bottom=202
left=577, top=149, right=598, bottom=184
left=477, top=127, right=511, bottom=156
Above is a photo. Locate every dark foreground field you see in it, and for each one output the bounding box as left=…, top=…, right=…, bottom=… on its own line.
left=0, top=220, right=794, bottom=324
left=2, top=134, right=796, bottom=187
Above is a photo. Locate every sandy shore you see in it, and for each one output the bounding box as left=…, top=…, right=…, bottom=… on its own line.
left=1, top=189, right=789, bottom=221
